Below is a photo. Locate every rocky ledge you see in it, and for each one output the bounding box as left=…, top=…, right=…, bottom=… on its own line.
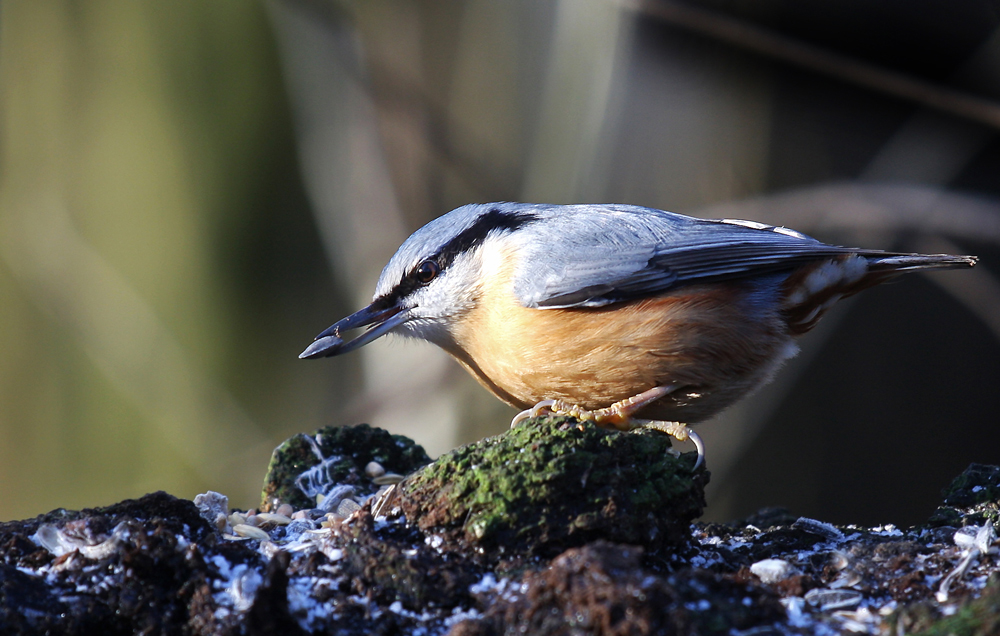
left=1, top=419, right=998, bottom=635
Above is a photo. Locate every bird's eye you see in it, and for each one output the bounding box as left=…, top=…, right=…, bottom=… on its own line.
left=414, top=260, right=440, bottom=284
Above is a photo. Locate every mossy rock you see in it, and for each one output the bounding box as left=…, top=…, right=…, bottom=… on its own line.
left=889, top=576, right=1000, bottom=636
left=260, top=424, right=432, bottom=512
left=399, top=416, right=707, bottom=561
left=451, top=541, right=783, bottom=636
left=927, top=463, right=1000, bottom=527
left=335, top=508, right=482, bottom=611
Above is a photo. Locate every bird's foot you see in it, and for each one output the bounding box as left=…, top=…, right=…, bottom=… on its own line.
left=509, top=399, right=559, bottom=428
left=633, top=419, right=705, bottom=470
left=510, top=385, right=675, bottom=429
left=509, top=385, right=704, bottom=469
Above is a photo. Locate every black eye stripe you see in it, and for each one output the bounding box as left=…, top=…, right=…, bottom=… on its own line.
left=431, top=207, right=537, bottom=271
left=373, top=206, right=539, bottom=309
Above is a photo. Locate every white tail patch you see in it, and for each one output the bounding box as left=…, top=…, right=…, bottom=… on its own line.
left=783, top=255, right=870, bottom=332
left=784, top=255, right=868, bottom=311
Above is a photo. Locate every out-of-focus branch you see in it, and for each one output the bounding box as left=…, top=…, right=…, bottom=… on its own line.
left=274, top=0, right=518, bottom=202
left=617, top=0, right=1000, bottom=130
left=695, top=181, right=1000, bottom=244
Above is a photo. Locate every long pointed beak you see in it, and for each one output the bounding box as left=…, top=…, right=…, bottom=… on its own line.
left=299, top=303, right=409, bottom=359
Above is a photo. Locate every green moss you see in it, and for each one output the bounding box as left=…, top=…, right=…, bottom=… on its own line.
left=920, top=587, right=1000, bottom=636
left=928, top=463, right=1000, bottom=527
left=891, top=577, right=1000, bottom=636
left=400, top=416, right=707, bottom=559
left=260, top=424, right=431, bottom=512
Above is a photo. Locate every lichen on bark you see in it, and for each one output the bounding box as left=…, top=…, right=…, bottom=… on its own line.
left=399, top=415, right=708, bottom=561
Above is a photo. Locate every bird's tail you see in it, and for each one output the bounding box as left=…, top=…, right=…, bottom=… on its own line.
left=866, top=252, right=978, bottom=273
left=783, top=251, right=977, bottom=334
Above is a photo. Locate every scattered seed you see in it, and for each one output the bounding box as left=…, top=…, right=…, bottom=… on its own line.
left=750, top=558, right=797, bottom=584
left=228, top=512, right=247, bottom=527
left=317, top=485, right=357, bottom=513
left=276, top=504, right=294, bottom=518
left=793, top=517, right=844, bottom=542
left=371, top=484, right=400, bottom=518
left=828, top=569, right=862, bottom=589
left=232, top=524, right=271, bottom=541
left=804, top=588, right=862, bottom=611
left=828, top=551, right=850, bottom=571
left=337, top=498, right=361, bottom=517
left=365, top=461, right=386, bottom=478
left=256, top=513, right=292, bottom=526
left=373, top=473, right=405, bottom=485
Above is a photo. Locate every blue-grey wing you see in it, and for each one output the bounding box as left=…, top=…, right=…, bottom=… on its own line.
left=508, top=204, right=861, bottom=309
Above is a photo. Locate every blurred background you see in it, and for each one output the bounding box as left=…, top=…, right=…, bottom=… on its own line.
left=1, top=0, right=999, bottom=526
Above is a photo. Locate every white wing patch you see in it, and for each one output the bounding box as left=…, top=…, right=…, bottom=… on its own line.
left=719, top=218, right=811, bottom=240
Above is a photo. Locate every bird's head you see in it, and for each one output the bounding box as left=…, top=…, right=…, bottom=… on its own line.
left=299, top=204, right=539, bottom=359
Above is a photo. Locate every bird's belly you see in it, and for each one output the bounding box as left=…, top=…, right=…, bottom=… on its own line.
left=450, top=280, right=796, bottom=423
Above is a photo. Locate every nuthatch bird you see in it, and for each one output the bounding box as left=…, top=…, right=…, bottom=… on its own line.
left=300, top=203, right=977, bottom=469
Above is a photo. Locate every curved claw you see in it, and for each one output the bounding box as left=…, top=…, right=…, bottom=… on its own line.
left=636, top=420, right=706, bottom=471
left=687, top=428, right=705, bottom=470
left=510, top=410, right=530, bottom=429
left=510, top=399, right=558, bottom=428
left=531, top=400, right=557, bottom=418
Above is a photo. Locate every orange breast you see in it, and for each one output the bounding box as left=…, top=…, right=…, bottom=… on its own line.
left=445, top=253, right=794, bottom=423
